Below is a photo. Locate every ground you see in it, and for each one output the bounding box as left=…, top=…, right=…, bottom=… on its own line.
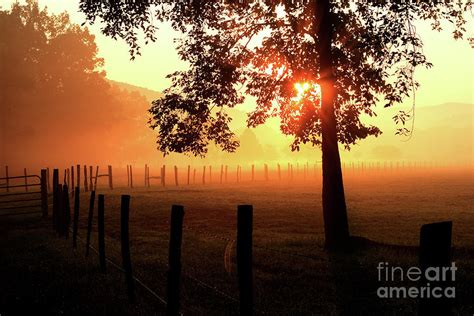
left=1, top=168, right=473, bottom=315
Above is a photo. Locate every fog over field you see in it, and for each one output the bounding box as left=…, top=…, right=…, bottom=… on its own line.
left=1, top=79, right=472, bottom=171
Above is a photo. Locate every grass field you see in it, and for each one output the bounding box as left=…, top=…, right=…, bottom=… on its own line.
left=1, top=168, right=473, bottom=315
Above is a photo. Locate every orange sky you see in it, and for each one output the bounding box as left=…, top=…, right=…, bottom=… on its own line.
left=2, top=0, right=472, bottom=109
left=1, top=1, right=473, bottom=170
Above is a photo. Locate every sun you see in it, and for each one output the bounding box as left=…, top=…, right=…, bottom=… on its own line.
left=292, top=82, right=321, bottom=102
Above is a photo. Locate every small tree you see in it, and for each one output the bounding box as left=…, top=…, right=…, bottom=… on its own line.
left=80, top=0, right=471, bottom=249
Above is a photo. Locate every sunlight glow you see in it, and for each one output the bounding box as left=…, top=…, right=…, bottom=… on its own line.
left=292, top=82, right=321, bottom=102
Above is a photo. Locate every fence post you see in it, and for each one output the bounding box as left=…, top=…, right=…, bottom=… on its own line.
left=251, top=165, right=255, bottom=181
left=193, top=168, right=196, bottom=184
left=94, top=166, right=99, bottom=190
left=225, top=165, right=228, bottom=182
left=73, top=187, right=80, bottom=248
left=130, top=165, right=133, bottom=188
left=143, top=164, right=146, bottom=187
left=162, top=165, right=166, bottom=187
left=89, top=166, right=93, bottom=190
left=202, top=166, right=206, bottom=185
left=277, top=163, right=281, bottom=181
left=57, top=184, right=63, bottom=235
left=98, top=194, right=106, bottom=273
left=121, top=195, right=135, bottom=302
left=167, top=205, right=184, bottom=316
left=419, top=221, right=453, bottom=316
left=127, top=165, right=130, bottom=187
left=5, top=165, right=9, bottom=192
left=52, top=169, right=59, bottom=230
left=67, top=168, right=70, bottom=188
left=187, top=165, right=190, bottom=185
left=86, top=190, right=96, bottom=257
left=220, top=165, right=224, bottom=184
left=147, top=165, right=150, bottom=187
left=76, top=164, right=81, bottom=191
left=70, top=166, right=74, bottom=194
left=237, top=205, right=253, bottom=316
left=40, top=169, right=48, bottom=218
left=174, top=165, right=179, bottom=186
left=23, top=168, right=28, bottom=192
left=108, top=165, right=113, bottom=189
left=63, top=185, right=71, bottom=239
left=84, top=165, right=88, bottom=192
left=47, top=167, right=51, bottom=191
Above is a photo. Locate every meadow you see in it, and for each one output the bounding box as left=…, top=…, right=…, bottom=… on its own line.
left=72, top=167, right=474, bottom=315
left=1, top=167, right=473, bottom=315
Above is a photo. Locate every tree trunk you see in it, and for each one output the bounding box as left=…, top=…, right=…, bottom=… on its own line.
left=316, top=0, right=350, bottom=250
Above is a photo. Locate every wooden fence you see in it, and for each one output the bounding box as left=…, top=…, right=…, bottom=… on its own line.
left=43, top=173, right=454, bottom=315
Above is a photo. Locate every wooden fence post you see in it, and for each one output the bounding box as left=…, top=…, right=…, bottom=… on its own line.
left=40, top=169, right=48, bottom=218
left=47, top=167, right=51, bottom=191
left=220, top=165, right=224, bottom=184
left=63, top=185, right=71, bottom=239
left=193, top=168, right=196, bottom=184
left=73, top=187, right=80, bottom=248
left=147, top=165, right=150, bottom=187
left=76, top=164, right=81, bottom=191
left=67, top=168, right=70, bottom=188
left=187, top=165, right=190, bottom=185
left=277, top=163, right=281, bottom=181
left=251, top=164, right=255, bottom=182
left=23, top=168, right=28, bottom=192
left=202, top=166, right=206, bottom=185
left=167, top=205, right=184, bottom=315
left=70, top=166, right=74, bottom=194
left=57, top=184, right=63, bottom=235
left=89, top=166, right=93, bottom=190
left=98, top=194, right=106, bottom=273
left=85, top=190, right=96, bottom=257
left=121, top=195, right=135, bottom=302
left=419, top=221, right=453, bottom=316
left=84, top=165, right=88, bottom=192
left=162, top=165, right=166, bottom=187
left=174, top=165, right=178, bottom=186
left=108, top=165, right=113, bottom=189
left=52, top=169, right=59, bottom=230
left=209, top=165, right=212, bottom=183
left=5, top=166, right=9, bottom=192
left=143, top=164, right=146, bottom=187
left=130, top=165, right=133, bottom=188
left=94, top=166, right=99, bottom=190
left=225, top=165, right=228, bottom=182
left=237, top=205, right=253, bottom=316
left=127, top=165, right=130, bottom=187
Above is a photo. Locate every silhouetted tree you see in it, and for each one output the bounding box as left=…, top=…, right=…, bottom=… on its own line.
left=0, top=1, right=151, bottom=166
left=79, top=0, right=471, bottom=249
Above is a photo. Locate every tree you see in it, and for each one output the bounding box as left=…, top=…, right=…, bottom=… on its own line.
left=79, top=0, right=471, bottom=249
left=0, top=1, right=152, bottom=167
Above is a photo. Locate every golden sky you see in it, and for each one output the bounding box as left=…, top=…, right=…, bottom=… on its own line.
left=3, top=0, right=473, bottom=110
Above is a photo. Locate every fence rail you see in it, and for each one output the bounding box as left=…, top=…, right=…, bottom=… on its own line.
left=0, top=171, right=48, bottom=217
